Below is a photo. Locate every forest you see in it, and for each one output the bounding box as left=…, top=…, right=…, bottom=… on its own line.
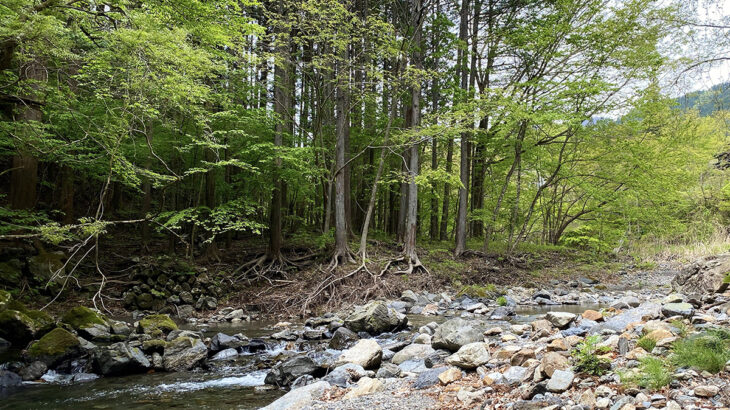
left=2, top=0, right=730, bottom=308
left=3, top=1, right=730, bottom=408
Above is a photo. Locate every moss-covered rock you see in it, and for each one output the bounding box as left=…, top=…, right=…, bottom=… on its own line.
left=138, top=314, right=177, bottom=336
left=26, top=309, right=55, bottom=336
left=0, top=310, right=37, bottom=345
left=27, top=252, right=66, bottom=283
left=0, top=261, right=22, bottom=287
left=141, top=338, right=167, bottom=354
left=27, top=328, right=80, bottom=366
left=61, top=306, right=107, bottom=330
left=0, top=290, right=11, bottom=311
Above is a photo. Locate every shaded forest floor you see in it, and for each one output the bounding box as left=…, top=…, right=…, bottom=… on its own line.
left=21, top=230, right=695, bottom=319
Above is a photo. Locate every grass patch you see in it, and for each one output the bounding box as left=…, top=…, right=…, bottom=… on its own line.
left=496, top=296, right=507, bottom=306
left=670, top=320, right=690, bottom=338
left=572, top=335, right=611, bottom=376
left=637, top=336, right=657, bottom=353
left=671, top=329, right=730, bottom=373
left=621, top=357, right=673, bottom=390
left=457, top=283, right=497, bottom=298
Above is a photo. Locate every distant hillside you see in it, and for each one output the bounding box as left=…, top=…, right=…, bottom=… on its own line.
left=677, top=82, right=730, bottom=116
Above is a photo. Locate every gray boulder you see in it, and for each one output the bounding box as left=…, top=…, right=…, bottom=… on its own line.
left=211, top=348, right=238, bottom=361
left=432, top=318, right=484, bottom=351
left=265, top=356, right=320, bottom=386
left=503, top=366, right=528, bottom=386
left=93, top=342, right=151, bottom=376
left=261, top=380, right=330, bottom=410
left=661, top=303, right=694, bottom=318
left=672, top=254, right=730, bottom=295
left=413, top=367, right=448, bottom=389
left=329, top=327, right=359, bottom=350
left=19, top=361, right=47, bottom=381
left=545, top=312, right=577, bottom=329
left=546, top=369, right=574, bottom=392
left=210, top=333, right=246, bottom=351
left=344, top=301, right=407, bottom=335
left=335, top=339, right=382, bottom=369
left=445, top=342, right=490, bottom=369
left=163, top=337, right=207, bottom=371
left=376, top=363, right=401, bottom=378
left=0, top=370, right=21, bottom=389
left=391, top=343, right=435, bottom=365
left=322, top=363, right=369, bottom=387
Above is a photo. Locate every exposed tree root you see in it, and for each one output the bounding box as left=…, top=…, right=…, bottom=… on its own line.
left=327, top=248, right=357, bottom=272
left=381, top=253, right=430, bottom=276
left=233, top=251, right=315, bottom=284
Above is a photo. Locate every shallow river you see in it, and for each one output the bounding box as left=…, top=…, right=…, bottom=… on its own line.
left=0, top=303, right=602, bottom=409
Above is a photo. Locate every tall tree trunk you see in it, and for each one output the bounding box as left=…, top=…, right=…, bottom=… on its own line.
left=454, top=0, right=471, bottom=256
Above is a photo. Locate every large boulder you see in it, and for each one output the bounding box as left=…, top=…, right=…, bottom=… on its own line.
left=61, top=306, right=107, bottom=331
left=344, top=301, right=407, bottom=335
left=545, top=312, right=577, bottom=329
left=432, top=318, right=483, bottom=351
left=265, top=356, right=321, bottom=386
left=138, top=314, right=178, bottom=336
left=589, top=303, right=661, bottom=335
left=328, top=327, right=359, bottom=350
left=391, top=343, right=435, bottom=365
left=0, top=310, right=38, bottom=345
left=0, top=370, right=22, bottom=389
left=261, top=380, right=330, bottom=410
left=541, top=352, right=570, bottom=377
left=323, top=363, right=369, bottom=387
left=335, top=339, right=382, bottom=369
left=672, top=254, right=730, bottom=295
left=163, top=336, right=206, bottom=371
left=27, top=328, right=81, bottom=367
left=661, top=303, right=694, bottom=318
left=93, top=342, right=151, bottom=376
left=445, top=342, right=490, bottom=369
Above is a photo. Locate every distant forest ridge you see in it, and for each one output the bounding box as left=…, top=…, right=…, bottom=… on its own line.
left=678, top=82, right=730, bottom=116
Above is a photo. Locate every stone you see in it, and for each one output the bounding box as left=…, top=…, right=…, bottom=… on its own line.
left=541, top=352, right=570, bottom=377
left=18, top=361, right=47, bottom=381
left=224, top=309, right=245, bottom=321
left=0, top=310, right=38, bottom=345
left=445, top=342, right=491, bottom=369
left=494, top=345, right=521, bottom=360
left=343, top=377, right=384, bottom=399
left=661, top=303, right=694, bottom=318
left=401, top=290, right=419, bottom=304
left=328, top=327, right=359, bottom=350
left=421, top=303, right=439, bottom=315
left=531, top=319, right=553, bottom=333
left=261, top=380, right=330, bottom=410
left=211, top=348, right=238, bottom=361
left=79, top=323, right=114, bottom=342
left=210, top=333, right=246, bottom=351
left=137, top=314, right=178, bottom=336
left=162, top=336, right=207, bottom=371
left=547, top=338, right=570, bottom=352
left=644, top=328, right=673, bottom=342
left=335, top=339, right=382, bottom=369
left=582, top=310, right=603, bottom=321
left=511, top=348, right=536, bottom=366
left=545, top=312, right=577, bottom=329
left=266, top=356, right=320, bottom=386
left=503, top=366, right=528, bottom=385
left=109, top=320, right=132, bottom=336
left=398, top=359, right=428, bottom=374
left=93, top=342, right=151, bottom=376
left=694, top=385, right=719, bottom=397
left=596, top=398, right=611, bottom=409
left=27, top=327, right=81, bottom=366
left=625, top=347, right=648, bottom=360
left=612, top=296, right=641, bottom=309
left=484, top=327, right=503, bottom=336
left=413, top=367, right=448, bottom=389
left=490, top=306, right=515, bottom=320
left=391, top=343, right=435, bottom=365
left=672, top=254, right=730, bottom=294
left=413, top=333, right=431, bottom=344
left=376, top=363, right=401, bottom=379
left=580, top=390, right=596, bottom=408
left=438, top=367, right=462, bottom=385
left=432, top=318, right=484, bottom=351
left=344, top=301, right=407, bottom=335
left=0, top=370, right=22, bottom=389
left=322, top=363, right=368, bottom=387
left=546, top=369, right=574, bottom=392
left=590, top=304, right=661, bottom=334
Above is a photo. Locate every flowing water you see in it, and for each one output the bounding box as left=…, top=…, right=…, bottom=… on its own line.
left=0, top=303, right=603, bottom=409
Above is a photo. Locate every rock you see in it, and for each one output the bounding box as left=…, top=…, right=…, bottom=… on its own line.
left=413, top=367, right=448, bottom=389
left=484, top=327, right=503, bottom=336
left=541, top=352, right=570, bottom=377
left=582, top=310, right=603, bottom=321
left=271, top=329, right=297, bottom=340
left=176, top=305, right=195, bottom=319
left=644, top=328, right=673, bottom=342
left=531, top=319, right=553, bottom=333
left=163, top=337, right=207, bottom=371
left=421, top=303, right=439, bottom=315
left=438, top=367, right=462, bottom=385
left=376, top=363, right=401, bottom=378
left=590, top=304, right=661, bottom=334
left=93, top=342, right=151, bottom=375
left=195, top=296, right=217, bottom=310
left=391, top=343, right=435, bottom=365
left=266, top=356, right=320, bottom=386
left=19, top=361, right=47, bottom=381
left=625, top=347, right=648, bottom=360
left=672, top=254, right=730, bottom=294
left=432, top=318, right=484, bottom=351
left=335, top=339, right=382, bottom=369
left=580, top=390, right=596, bottom=408
left=328, top=327, right=359, bottom=350
left=503, top=366, right=528, bottom=385
left=446, top=342, right=490, bottom=369
left=224, top=309, right=245, bottom=321
left=109, top=320, right=132, bottom=336
left=661, top=303, right=694, bottom=318
left=545, top=312, right=577, bottom=329
left=0, top=370, right=22, bottom=389
left=79, top=323, right=114, bottom=342
left=546, top=369, right=574, bottom=392
left=343, top=301, right=407, bottom=335
left=323, top=363, right=368, bottom=387
left=210, top=333, right=246, bottom=351
left=490, top=306, right=515, bottom=320
left=400, top=290, right=419, bottom=304
left=260, top=380, right=330, bottom=410
left=612, top=296, right=641, bottom=309
left=343, top=377, right=384, bottom=399
left=694, top=385, right=719, bottom=397
left=137, top=314, right=178, bottom=336
left=0, top=289, right=11, bottom=311
left=211, top=348, right=238, bottom=361
left=413, top=333, right=431, bottom=344
left=547, top=338, right=570, bottom=352
left=27, top=327, right=81, bottom=366
left=0, top=310, right=38, bottom=345
left=510, top=348, right=535, bottom=366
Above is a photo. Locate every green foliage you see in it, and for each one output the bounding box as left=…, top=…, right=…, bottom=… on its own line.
left=671, top=330, right=730, bottom=373
left=669, top=320, right=690, bottom=338
left=572, top=335, right=611, bottom=376
left=496, top=296, right=508, bottom=306
left=637, top=336, right=657, bottom=352
left=457, top=284, right=497, bottom=298
left=621, top=357, right=673, bottom=390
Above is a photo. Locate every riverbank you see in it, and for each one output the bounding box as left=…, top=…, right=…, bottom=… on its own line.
left=0, top=254, right=728, bottom=409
